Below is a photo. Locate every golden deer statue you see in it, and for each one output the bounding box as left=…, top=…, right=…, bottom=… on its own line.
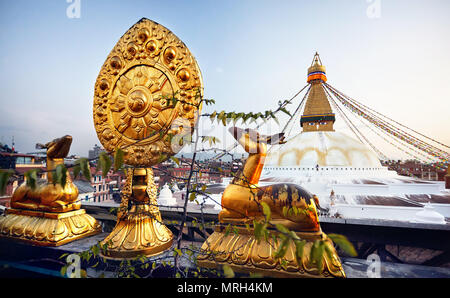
left=220, top=127, right=323, bottom=231
left=11, top=135, right=80, bottom=212
left=0, top=135, right=101, bottom=246
left=198, top=127, right=345, bottom=278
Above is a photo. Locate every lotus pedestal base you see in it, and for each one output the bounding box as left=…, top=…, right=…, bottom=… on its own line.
left=197, top=225, right=345, bottom=278
left=0, top=208, right=101, bottom=246
left=99, top=205, right=173, bottom=259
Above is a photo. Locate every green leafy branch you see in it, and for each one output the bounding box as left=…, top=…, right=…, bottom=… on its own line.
left=252, top=202, right=357, bottom=274
left=0, top=148, right=128, bottom=195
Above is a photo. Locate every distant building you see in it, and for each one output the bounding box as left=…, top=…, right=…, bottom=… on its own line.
left=87, top=166, right=126, bottom=203
left=382, top=160, right=444, bottom=181
left=88, top=144, right=105, bottom=160
left=73, top=179, right=95, bottom=203
left=91, top=172, right=111, bottom=203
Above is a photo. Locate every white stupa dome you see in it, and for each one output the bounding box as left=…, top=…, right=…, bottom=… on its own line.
left=265, top=131, right=381, bottom=168
left=258, top=53, right=450, bottom=223
left=158, top=184, right=177, bottom=206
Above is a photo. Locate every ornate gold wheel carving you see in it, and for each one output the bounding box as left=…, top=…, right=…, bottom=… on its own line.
left=93, top=18, right=203, bottom=166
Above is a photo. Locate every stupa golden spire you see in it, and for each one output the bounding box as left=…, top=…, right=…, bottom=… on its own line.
left=301, top=52, right=335, bottom=132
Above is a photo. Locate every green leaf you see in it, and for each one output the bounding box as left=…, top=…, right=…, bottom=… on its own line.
left=274, top=237, right=289, bottom=259
left=324, top=242, right=336, bottom=261
left=25, top=169, right=38, bottom=190
left=171, top=97, right=178, bottom=107
left=60, top=266, right=67, bottom=278
left=54, top=164, right=67, bottom=188
left=272, top=115, right=280, bottom=125
left=280, top=107, right=292, bottom=117
left=217, top=111, right=225, bottom=125
left=0, top=170, right=13, bottom=195
left=189, top=193, right=196, bottom=202
left=209, top=111, right=217, bottom=123
left=58, top=253, right=69, bottom=260
left=261, top=202, right=271, bottom=222
left=275, top=223, right=289, bottom=235
left=78, top=158, right=91, bottom=181
left=224, top=224, right=232, bottom=237
left=242, top=113, right=252, bottom=123
left=157, top=153, right=168, bottom=164
left=294, top=239, right=306, bottom=261
left=263, top=228, right=269, bottom=242
left=249, top=272, right=263, bottom=278
left=204, top=99, right=216, bottom=106
left=309, top=240, right=325, bottom=273
left=73, top=160, right=81, bottom=179
left=98, top=152, right=112, bottom=177
left=245, top=223, right=251, bottom=231
left=221, top=114, right=227, bottom=126
left=90, top=245, right=100, bottom=256
left=170, top=156, right=180, bottom=166
left=289, top=230, right=300, bottom=241
left=222, top=264, right=235, bottom=278
left=253, top=220, right=266, bottom=242
left=114, top=148, right=125, bottom=171
left=282, top=206, right=288, bottom=217
left=174, top=248, right=182, bottom=256
left=328, top=234, right=357, bottom=257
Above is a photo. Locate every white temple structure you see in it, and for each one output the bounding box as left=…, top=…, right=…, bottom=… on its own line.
left=158, top=184, right=177, bottom=206
left=259, top=54, right=450, bottom=223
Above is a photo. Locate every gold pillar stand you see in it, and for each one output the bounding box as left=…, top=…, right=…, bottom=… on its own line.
left=0, top=208, right=101, bottom=246
left=197, top=225, right=346, bottom=278
left=99, top=168, right=173, bottom=259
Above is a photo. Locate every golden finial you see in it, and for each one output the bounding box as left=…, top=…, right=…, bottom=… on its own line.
left=302, top=53, right=335, bottom=132
left=307, top=52, right=326, bottom=83
left=311, top=51, right=323, bottom=66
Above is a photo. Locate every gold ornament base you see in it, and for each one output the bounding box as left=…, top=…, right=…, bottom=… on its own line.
left=0, top=208, right=101, bottom=246
left=99, top=204, right=173, bottom=259
left=99, top=168, right=174, bottom=259
left=197, top=225, right=346, bottom=278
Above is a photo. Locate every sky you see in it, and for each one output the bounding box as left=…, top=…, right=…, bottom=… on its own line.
left=0, top=0, right=449, bottom=159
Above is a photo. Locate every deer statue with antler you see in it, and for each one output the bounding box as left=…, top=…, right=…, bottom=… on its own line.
left=10, top=135, right=80, bottom=212
left=219, top=127, right=323, bottom=231
left=198, top=127, right=345, bottom=278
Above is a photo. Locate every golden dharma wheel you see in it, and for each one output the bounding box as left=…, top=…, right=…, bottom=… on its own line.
left=93, top=18, right=204, bottom=166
